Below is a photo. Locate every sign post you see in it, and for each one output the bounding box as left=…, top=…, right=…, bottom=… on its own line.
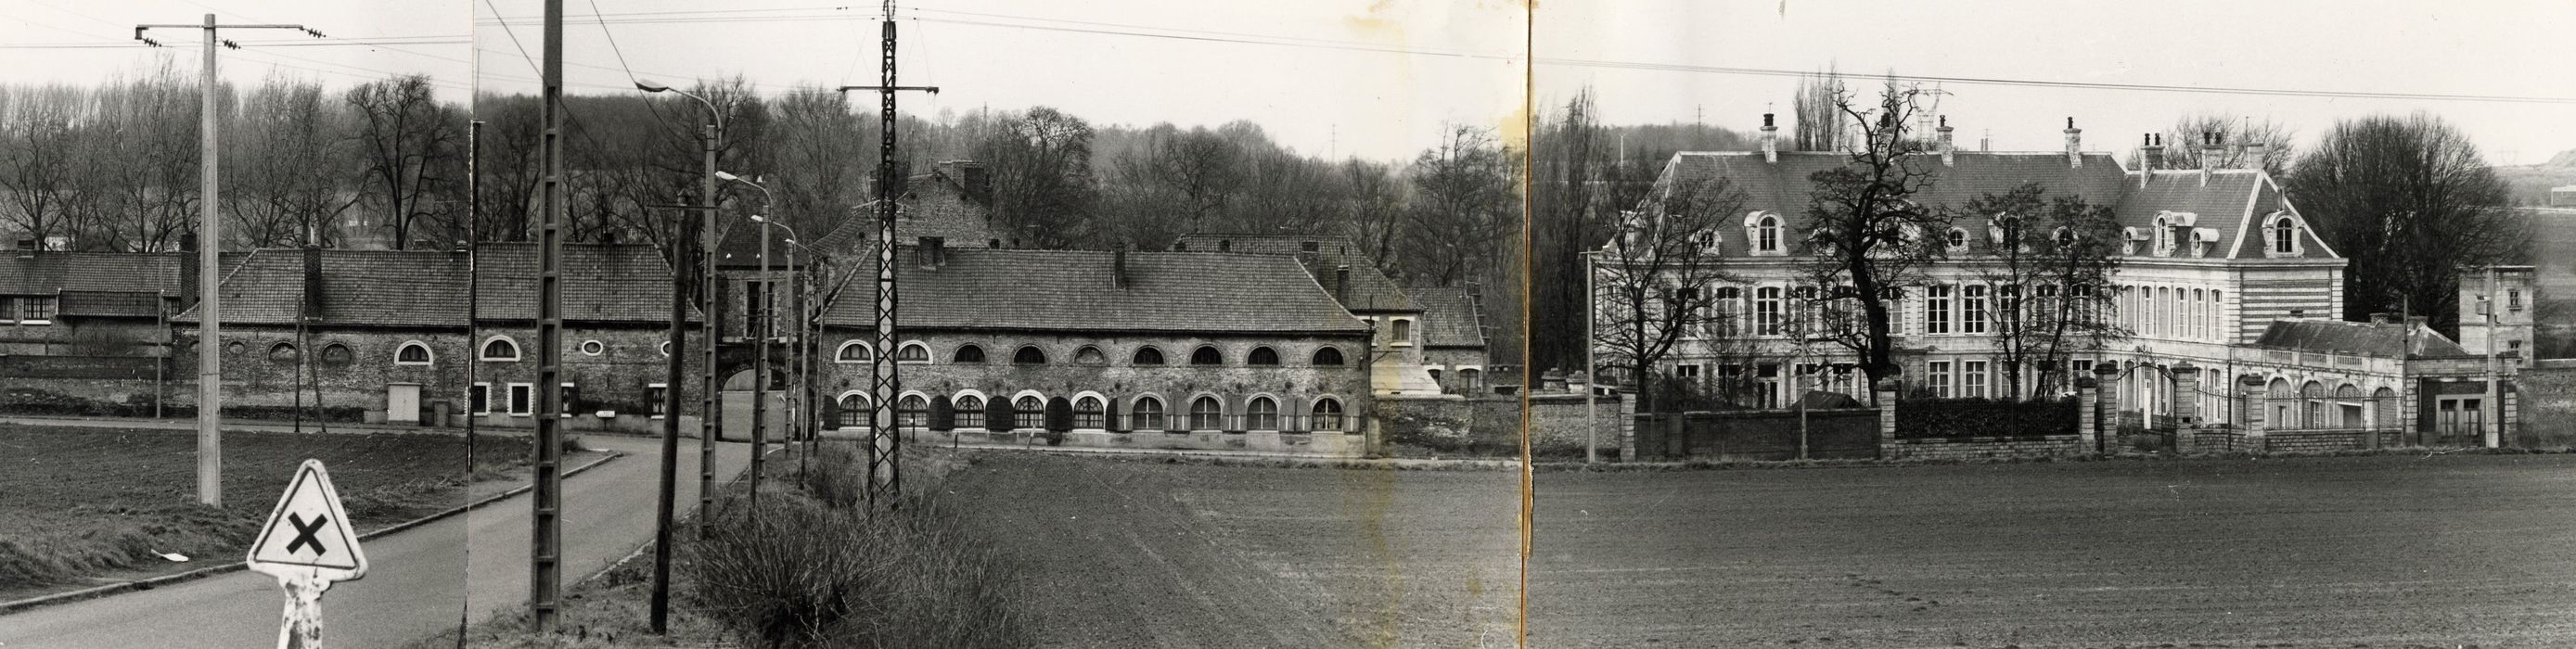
left=246, top=459, right=369, bottom=648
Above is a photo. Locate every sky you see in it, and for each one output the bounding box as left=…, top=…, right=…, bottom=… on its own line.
left=9, top=2, right=2573, bottom=165
left=1537, top=0, right=2576, bottom=165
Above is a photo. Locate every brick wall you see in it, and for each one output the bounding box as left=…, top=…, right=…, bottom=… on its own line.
left=1886, top=434, right=2083, bottom=461
left=1634, top=409, right=1880, bottom=461
left=2514, top=360, right=2576, bottom=446
left=1527, top=391, right=1621, bottom=457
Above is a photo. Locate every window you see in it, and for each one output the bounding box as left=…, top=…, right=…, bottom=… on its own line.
left=1012, top=345, right=1047, bottom=365
left=3, top=296, right=58, bottom=324
left=319, top=343, right=352, bottom=366
left=2151, top=215, right=2174, bottom=256
left=955, top=395, right=986, bottom=429
left=1390, top=319, right=1412, bottom=343
left=559, top=382, right=580, bottom=415
left=507, top=383, right=534, bottom=415
left=1301, top=241, right=1319, bottom=252
left=1962, top=286, right=1988, bottom=334
left=1674, top=363, right=1701, bottom=389
left=1754, top=286, right=1782, bottom=336
left=742, top=280, right=775, bottom=340
left=2052, top=226, right=2075, bottom=248
left=2509, top=288, right=2524, bottom=312
left=1248, top=347, right=1281, bottom=365
left=1073, top=346, right=1107, bottom=365
left=895, top=342, right=929, bottom=363
left=481, top=337, right=520, bottom=362
left=648, top=384, right=670, bottom=417
left=952, top=344, right=986, bottom=363
left=1247, top=397, right=1280, bottom=431
left=1133, top=346, right=1167, bottom=365
left=1748, top=212, right=1782, bottom=254
left=580, top=339, right=604, bottom=356
left=1944, top=227, right=1968, bottom=252
left=1189, top=396, right=1224, bottom=430
left=1074, top=396, right=1105, bottom=429
left=1928, top=361, right=1954, bottom=398
left=1925, top=285, right=1954, bottom=335
left=268, top=342, right=298, bottom=363
left=1963, top=360, right=1988, bottom=399
left=1133, top=396, right=1166, bottom=431
left=837, top=394, right=872, bottom=428
left=395, top=341, right=432, bottom=365
left=469, top=383, right=492, bottom=414
left=2210, top=290, right=2222, bottom=339
left=897, top=395, right=928, bottom=428
left=1013, top=396, right=1044, bottom=430
left=1312, top=397, right=1345, bottom=431
left=1312, top=347, right=1345, bottom=366
left=2265, top=213, right=2301, bottom=257
left=837, top=341, right=874, bottom=363
left=660, top=341, right=672, bottom=357
left=2437, top=396, right=2484, bottom=442
left=1712, top=286, right=1743, bottom=337
left=1458, top=368, right=1482, bottom=390
left=1190, top=346, right=1224, bottom=366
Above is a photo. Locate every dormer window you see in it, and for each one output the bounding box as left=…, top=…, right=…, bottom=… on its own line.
left=1745, top=211, right=1783, bottom=255
left=1990, top=215, right=2024, bottom=251
left=1943, top=227, right=1968, bottom=253
left=2262, top=211, right=2304, bottom=258
left=2150, top=215, right=2175, bottom=257
left=2052, top=226, right=2076, bottom=248
left=1690, top=229, right=1722, bottom=256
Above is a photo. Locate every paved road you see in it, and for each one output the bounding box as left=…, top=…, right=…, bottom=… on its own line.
left=0, top=435, right=752, bottom=648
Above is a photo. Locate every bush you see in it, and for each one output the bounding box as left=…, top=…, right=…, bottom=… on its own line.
left=1895, top=397, right=2076, bottom=439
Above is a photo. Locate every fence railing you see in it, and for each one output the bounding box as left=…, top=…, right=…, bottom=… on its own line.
left=829, top=412, right=1355, bottom=434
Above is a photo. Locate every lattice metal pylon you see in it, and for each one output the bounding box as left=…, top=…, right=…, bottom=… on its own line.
left=849, top=0, right=938, bottom=510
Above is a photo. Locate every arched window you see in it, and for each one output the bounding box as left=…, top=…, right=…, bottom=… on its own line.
left=1248, top=347, right=1281, bottom=365
left=1132, top=396, right=1167, bottom=431
left=1133, top=346, right=1166, bottom=365
left=1074, top=396, right=1105, bottom=429
left=319, top=343, right=352, bottom=366
left=837, top=341, right=874, bottom=363
left=1247, top=396, right=1280, bottom=431
left=1391, top=319, right=1412, bottom=342
left=1189, top=396, right=1224, bottom=431
left=2300, top=380, right=2326, bottom=429
left=897, top=394, right=929, bottom=428
left=954, top=395, right=987, bottom=429
left=1073, top=346, right=1107, bottom=365
left=836, top=393, right=872, bottom=428
left=1190, top=346, right=1224, bottom=366
left=1312, top=347, right=1345, bottom=366
left=268, top=342, right=299, bottom=363
left=394, top=341, right=433, bottom=366
left=1747, top=212, right=1782, bottom=254
left=1013, top=345, right=1047, bottom=365
left=895, top=342, right=930, bottom=363
left=1312, top=397, right=1345, bottom=431
left=2265, top=212, right=2301, bottom=257
left=1014, top=395, right=1044, bottom=430
left=481, top=337, right=519, bottom=362
left=2151, top=215, right=2173, bottom=256
left=952, top=344, right=986, bottom=363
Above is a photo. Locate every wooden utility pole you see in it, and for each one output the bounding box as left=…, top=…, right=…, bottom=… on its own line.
left=839, top=0, right=937, bottom=510
left=531, top=0, right=565, bottom=632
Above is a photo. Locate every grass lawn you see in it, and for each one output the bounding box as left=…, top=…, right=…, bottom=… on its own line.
left=944, top=453, right=1525, bottom=648
left=0, top=425, right=563, bottom=600
left=1532, top=453, right=2576, bottom=647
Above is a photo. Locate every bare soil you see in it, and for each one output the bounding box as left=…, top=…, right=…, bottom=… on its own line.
left=1532, top=453, right=2576, bottom=647
left=944, top=452, right=1525, bottom=648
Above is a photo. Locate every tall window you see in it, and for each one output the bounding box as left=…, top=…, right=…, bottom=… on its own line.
left=1134, top=346, right=1167, bottom=365
left=1926, top=286, right=1954, bottom=335
left=1963, top=361, right=1989, bottom=399
left=469, top=383, right=491, bottom=414
left=1073, top=396, right=1105, bottom=429
left=2271, top=216, right=2298, bottom=255
left=2210, top=290, right=2222, bottom=340
left=1014, top=396, right=1044, bottom=430
left=1962, top=286, right=1988, bottom=334
left=1712, top=286, right=1742, bottom=337
left=1248, top=347, right=1281, bottom=365
left=1791, top=286, right=1819, bottom=332
left=1247, top=397, right=1280, bottom=430
left=1750, top=213, right=1781, bottom=253
left=1189, top=396, right=1224, bottom=431
left=1190, top=346, right=1224, bottom=365
left=1754, top=286, right=1783, bottom=336
left=507, top=383, right=534, bottom=415
left=1928, top=361, right=1954, bottom=398
left=1312, top=398, right=1345, bottom=431
left=955, top=395, right=986, bottom=429
left=1133, top=396, right=1167, bottom=431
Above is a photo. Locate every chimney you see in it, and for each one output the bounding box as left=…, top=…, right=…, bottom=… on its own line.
left=1870, top=112, right=1896, bottom=152
left=2370, top=312, right=2393, bottom=324
left=178, top=234, right=200, bottom=311
left=2406, top=315, right=2429, bottom=331
left=2063, top=117, right=2083, bottom=168
left=916, top=236, right=946, bottom=269
left=1935, top=116, right=1954, bottom=166
left=1333, top=264, right=1352, bottom=301
left=2198, top=132, right=2224, bottom=186
left=13, top=237, right=34, bottom=259
left=2241, top=141, right=2267, bottom=172
left=1112, top=248, right=1130, bottom=288
left=301, top=244, right=324, bottom=321
left=1760, top=113, right=1779, bottom=163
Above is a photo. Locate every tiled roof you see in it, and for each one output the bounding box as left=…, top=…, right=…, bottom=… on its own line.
left=2252, top=320, right=2470, bottom=358
left=1172, top=234, right=1421, bottom=313
left=174, top=244, right=693, bottom=326
left=751, top=172, right=996, bottom=264
left=1406, top=284, right=1488, bottom=349
left=821, top=247, right=1367, bottom=335
left=0, top=252, right=183, bottom=295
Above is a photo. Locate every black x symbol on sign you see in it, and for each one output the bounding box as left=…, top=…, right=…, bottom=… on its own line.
left=286, top=513, right=329, bottom=556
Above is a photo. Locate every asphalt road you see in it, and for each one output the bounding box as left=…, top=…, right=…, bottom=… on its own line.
left=0, top=435, right=751, bottom=648
left=1531, top=454, right=2576, bottom=647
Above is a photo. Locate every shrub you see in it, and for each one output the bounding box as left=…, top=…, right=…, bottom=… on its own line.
left=690, top=467, right=1029, bottom=647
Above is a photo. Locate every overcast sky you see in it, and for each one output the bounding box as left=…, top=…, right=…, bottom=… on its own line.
left=9, top=2, right=2573, bottom=165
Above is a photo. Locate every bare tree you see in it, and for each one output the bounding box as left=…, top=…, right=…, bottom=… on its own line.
left=1401, top=124, right=1516, bottom=286
left=1960, top=183, right=2128, bottom=400
left=225, top=75, right=352, bottom=248
left=1794, top=80, right=1948, bottom=390
left=1594, top=176, right=1748, bottom=411
left=1792, top=64, right=1848, bottom=152
left=978, top=107, right=1097, bottom=248
left=2291, top=112, right=2523, bottom=335
left=0, top=85, right=86, bottom=248
left=346, top=75, right=461, bottom=249
left=765, top=86, right=868, bottom=242
left=2161, top=112, right=2296, bottom=178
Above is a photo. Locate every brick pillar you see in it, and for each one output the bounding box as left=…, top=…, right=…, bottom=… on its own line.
left=1875, top=378, right=1901, bottom=461
left=2076, top=377, right=2098, bottom=453
left=2171, top=363, right=2199, bottom=454
left=2093, top=363, right=2122, bottom=444
left=2238, top=374, right=2268, bottom=453
left=1617, top=388, right=1638, bottom=463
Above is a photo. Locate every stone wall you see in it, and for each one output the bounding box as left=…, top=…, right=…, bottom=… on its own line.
left=1376, top=393, right=1517, bottom=455
left=0, top=355, right=168, bottom=414
left=813, top=328, right=1375, bottom=435
left=169, top=324, right=704, bottom=428
left=1885, top=434, right=2084, bottom=461
left=2513, top=360, right=2576, bottom=446
left=1634, top=408, right=1880, bottom=462
left=1527, top=391, right=1621, bottom=457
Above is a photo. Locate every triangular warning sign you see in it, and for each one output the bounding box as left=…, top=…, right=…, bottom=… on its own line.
left=247, top=459, right=368, bottom=582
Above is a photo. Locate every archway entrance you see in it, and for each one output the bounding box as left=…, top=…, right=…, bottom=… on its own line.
left=720, top=369, right=788, bottom=442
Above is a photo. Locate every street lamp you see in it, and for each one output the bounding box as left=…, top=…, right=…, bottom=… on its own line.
left=634, top=77, right=722, bottom=636
left=718, top=172, right=775, bottom=507
left=752, top=216, right=807, bottom=453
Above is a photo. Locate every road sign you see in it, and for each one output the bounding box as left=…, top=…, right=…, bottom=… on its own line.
left=248, top=458, right=368, bottom=581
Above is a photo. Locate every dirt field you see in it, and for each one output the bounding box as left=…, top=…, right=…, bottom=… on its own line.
left=0, top=425, right=539, bottom=599
left=945, top=453, right=1524, bottom=648
left=1532, top=454, right=2576, bottom=647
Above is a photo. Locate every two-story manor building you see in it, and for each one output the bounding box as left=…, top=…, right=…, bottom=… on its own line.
left=1599, top=116, right=2525, bottom=444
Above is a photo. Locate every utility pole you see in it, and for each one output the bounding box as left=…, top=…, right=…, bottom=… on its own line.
left=136, top=14, right=321, bottom=509
left=530, top=0, right=566, bottom=632
left=839, top=0, right=938, bottom=510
